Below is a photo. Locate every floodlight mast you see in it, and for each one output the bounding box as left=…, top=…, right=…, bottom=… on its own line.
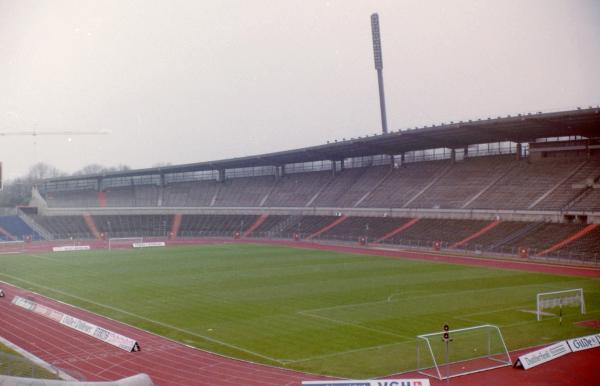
left=371, top=13, right=388, bottom=134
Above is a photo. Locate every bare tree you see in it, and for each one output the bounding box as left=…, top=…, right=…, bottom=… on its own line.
left=73, top=163, right=106, bottom=176
left=0, top=163, right=65, bottom=207
left=26, top=162, right=65, bottom=182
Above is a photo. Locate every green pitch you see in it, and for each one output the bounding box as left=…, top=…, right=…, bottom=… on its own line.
left=0, top=244, right=598, bottom=378
left=0, top=343, right=60, bottom=379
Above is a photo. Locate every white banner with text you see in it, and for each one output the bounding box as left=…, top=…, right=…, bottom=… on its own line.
left=52, top=245, right=91, bottom=252
left=12, top=295, right=139, bottom=352
left=132, top=242, right=166, bottom=248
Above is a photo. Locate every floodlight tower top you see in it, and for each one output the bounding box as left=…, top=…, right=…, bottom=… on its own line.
left=370, top=13, right=388, bottom=134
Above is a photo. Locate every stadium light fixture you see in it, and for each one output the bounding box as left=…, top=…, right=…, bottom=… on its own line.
left=371, top=13, right=388, bottom=134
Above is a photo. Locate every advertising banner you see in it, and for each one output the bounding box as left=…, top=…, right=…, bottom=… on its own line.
left=52, top=245, right=91, bottom=252
left=12, top=295, right=139, bottom=352
left=567, top=334, right=600, bottom=352
left=132, top=242, right=166, bottom=248
left=514, top=341, right=571, bottom=370
left=302, top=380, right=430, bottom=386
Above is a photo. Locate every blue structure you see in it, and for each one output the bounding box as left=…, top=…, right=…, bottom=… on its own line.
left=0, top=216, right=41, bottom=240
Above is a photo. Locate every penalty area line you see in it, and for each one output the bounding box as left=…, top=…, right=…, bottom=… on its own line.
left=297, top=310, right=412, bottom=340
left=286, top=340, right=409, bottom=364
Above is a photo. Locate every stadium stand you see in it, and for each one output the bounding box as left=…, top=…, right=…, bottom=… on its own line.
left=264, top=171, right=332, bottom=207
left=0, top=216, right=40, bottom=240
left=318, top=216, right=408, bottom=242
left=277, top=215, right=340, bottom=238
left=569, top=188, right=600, bottom=212
left=307, top=215, right=348, bottom=239
left=93, top=215, right=173, bottom=238
left=32, top=215, right=94, bottom=240
left=213, top=176, right=275, bottom=207
left=247, top=214, right=292, bottom=236
left=178, top=214, right=258, bottom=237
left=163, top=180, right=219, bottom=207
left=45, top=189, right=98, bottom=208
left=104, top=186, right=135, bottom=207
left=554, top=225, right=600, bottom=257
left=407, top=156, right=516, bottom=209
left=501, top=222, right=587, bottom=253
left=312, top=166, right=391, bottom=207
left=38, top=157, right=600, bottom=212
left=456, top=221, right=532, bottom=251
left=359, top=160, right=449, bottom=208
left=532, top=158, right=600, bottom=210
left=27, top=108, right=600, bottom=262
left=242, top=214, right=269, bottom=237
left=466, top=158, right=586, bottom=210
left=133, top=184, right=160, bottom=207
left=385, top=218, right=491, bottom=246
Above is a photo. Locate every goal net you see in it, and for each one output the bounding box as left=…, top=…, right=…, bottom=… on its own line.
left=416, top=324, right=511, bottom=380
left=537, top=288, right=585, bottom=321
left=0, top=240, right=25, bottom=254
left=108, top=237, right=144, bottom=250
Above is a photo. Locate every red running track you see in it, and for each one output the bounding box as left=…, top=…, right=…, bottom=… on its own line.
left=0, top=282, right=323, bottom=385
left=0, top=238, right=599, bottom=385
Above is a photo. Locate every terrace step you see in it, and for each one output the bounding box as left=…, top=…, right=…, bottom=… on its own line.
left=373, top=218, right=419, bottom=243
left=402, top=164, right=452, bottom=208
left=529, top=160, right=587, bottom=209
left=307, top=215, right=348, bottom=240
left=0, top=226, right=16, bottom=241
left=243, top=214, right=269, bottom=238
left=537, top=223, right=599, bottom=256
left=83, top=214, right=102, bottom=240
left=451, top=220, right=501, bottom=249
left=353, top=167, right=394, bottom=208
left=171, top=213, right=182, bottom=238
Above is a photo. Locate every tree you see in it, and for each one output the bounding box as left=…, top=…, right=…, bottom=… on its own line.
left=73, top=164, right=106, bottom=176
left=25, top=162, right=66, bottom=182
left=0, top=163, right=65, bottom=207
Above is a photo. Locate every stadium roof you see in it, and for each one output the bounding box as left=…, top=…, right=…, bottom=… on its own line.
left=46, top=107, right=600, bottom=182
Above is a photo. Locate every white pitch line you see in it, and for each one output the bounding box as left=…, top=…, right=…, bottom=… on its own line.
left=297, top=310, right=411, bottom=340
left=300, top=298, right=394, bottom=314
left=460, top=304, right=528, bottom=318
left=26, top=253, right=63, bottom=263
left=300, top=279, right=594, bottom=316
left=287, top=340, right=409, bottom=364
left=0, top=272, right=283, bottom=364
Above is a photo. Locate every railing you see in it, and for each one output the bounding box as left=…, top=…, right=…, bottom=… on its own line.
left=0, top=351, right=65, bottom=380
left=34, top=229, right=600, bottom=267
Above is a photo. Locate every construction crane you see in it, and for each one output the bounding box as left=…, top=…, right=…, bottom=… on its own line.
left=0, top=130, right=109, bottom=137
left=0, top=130, right=109, bottom=190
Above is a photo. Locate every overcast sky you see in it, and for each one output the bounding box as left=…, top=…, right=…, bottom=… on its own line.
left=1, top=0, right=599, bottom=179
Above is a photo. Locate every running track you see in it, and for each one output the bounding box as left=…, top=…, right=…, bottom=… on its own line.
left=0, top=239, right=599, bottom=385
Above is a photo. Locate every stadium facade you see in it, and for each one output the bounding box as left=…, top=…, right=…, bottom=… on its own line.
left=1, top=107, right=598, bottom=262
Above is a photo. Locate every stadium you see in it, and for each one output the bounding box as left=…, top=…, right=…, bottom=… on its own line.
left=1, top=2, right=600, bottom=386
left=0, top=107, right=599, bottom=385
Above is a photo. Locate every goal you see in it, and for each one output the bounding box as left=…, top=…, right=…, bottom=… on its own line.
left=536, top=289, right=585, bottom=321
left=108, top=237, right=144, bottom=250
left=0, top=240, right=25, bottom=254
left=416, top=324, right=511, bottom=380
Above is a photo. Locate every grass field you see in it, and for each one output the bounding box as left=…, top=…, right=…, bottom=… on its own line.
left=0, top=342, right=60, bottom=379
left=0, top=243, right=598, bottom=378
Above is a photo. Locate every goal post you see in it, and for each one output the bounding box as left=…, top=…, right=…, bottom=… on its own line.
left=108, top=237, right=144, bottom=251
left=416, top=324, right=511, bottom=380
left=536, top=288, right=585, bottom=321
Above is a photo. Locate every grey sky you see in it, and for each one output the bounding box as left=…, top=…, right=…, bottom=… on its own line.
left=1, top=0, right=599, bottom=179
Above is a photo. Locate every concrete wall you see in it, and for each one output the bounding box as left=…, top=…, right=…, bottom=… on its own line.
left=40, top=206, right=600, bottom=224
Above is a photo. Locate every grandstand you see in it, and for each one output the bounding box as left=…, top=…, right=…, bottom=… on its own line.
left=1, top=107, right=595, bottom=263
